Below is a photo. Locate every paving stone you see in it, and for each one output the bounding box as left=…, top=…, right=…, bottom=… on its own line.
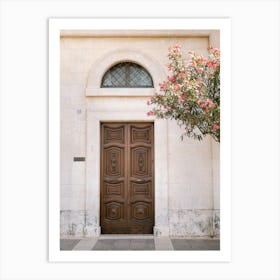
left=92, top=239, right=115, bottom=250
left=113, top=239, right=131, bottom=250
left=130, top=239, right=155, bottom=250
left=171, top=239, right=192, bottom=250
left=60, top=238, right=220, bottom=251
left=60, top=239, right=81, bottom=250
left=171, top=239, right=220, bottom=251
left=200, top=240, right=220, bottom=250
left=72, top=238, right=98, bottom=250
left=100, top=234, right=153, bottom=240
left=189, top=239, right=220, bottom=250
left=154, top=237, right=174, bottom=250
left=188, top=240, right=209, bottom=250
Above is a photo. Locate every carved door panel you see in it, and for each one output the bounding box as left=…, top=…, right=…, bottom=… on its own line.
left=128, top=124, right=154, bottom=233
left=100, top=123, right=154, bottom=234
left=100, top=123, right=127, bottom=233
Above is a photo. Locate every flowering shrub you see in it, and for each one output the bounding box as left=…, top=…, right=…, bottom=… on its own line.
left=147, top=45, right=220, bottom=142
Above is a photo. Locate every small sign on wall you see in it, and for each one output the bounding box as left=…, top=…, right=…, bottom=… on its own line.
left=73, top=157, right=85, bottom=162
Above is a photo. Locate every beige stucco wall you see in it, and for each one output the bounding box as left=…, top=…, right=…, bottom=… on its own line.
left=60, top=30, right=220, bottom=237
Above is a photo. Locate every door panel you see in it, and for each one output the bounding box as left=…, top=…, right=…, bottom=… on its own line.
left=104, top=147, right=125, bottom=177
left=101, top=124, right=127, bottom=230
left=130, top=147, right=152, bottom=177
left=100, top=123, right=154, bottom=234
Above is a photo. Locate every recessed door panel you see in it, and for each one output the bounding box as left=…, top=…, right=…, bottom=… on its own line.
left=104, top=147, right=124, bottom=177
left=131, top=147, right=151, bottom=177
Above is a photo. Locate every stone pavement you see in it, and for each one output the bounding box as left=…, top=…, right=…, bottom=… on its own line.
left=60, top=235, right=220, bottom=251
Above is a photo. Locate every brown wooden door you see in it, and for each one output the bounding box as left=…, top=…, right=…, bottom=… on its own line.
left=100, top=122, right=154, bottom=234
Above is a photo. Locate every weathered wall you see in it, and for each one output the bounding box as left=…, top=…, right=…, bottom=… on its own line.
left=168, top=121, right=219, bottom=237
left=60, top=31, right=220, bottom=237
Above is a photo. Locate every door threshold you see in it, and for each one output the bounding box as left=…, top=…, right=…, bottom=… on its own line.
left=100, top=234, right=154, bottom=239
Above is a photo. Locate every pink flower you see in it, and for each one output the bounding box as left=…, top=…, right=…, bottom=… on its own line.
left=197, top=56, right=206, bottom=63
left=197, top=67, right=203, bottom=73
left=213, top=124, right=219, bottom=131
left=178, top=96, right=183, bottom=103
left=188, top=50, right=195, bottom=55
left=207, top=45, right=213, bottom=50
left=184, top=80, right=189, bottom=86
left=159, top=81, right=167, bottom=91
left=173, top=44, right=181, bottom=50
left=167, top=76, right=175, bottom=82
left=178, top=72, right=186, bottom=79
left=175, top=83, right=182, bottom=92
left=207, top=60, right=217, bottom=68
left=146, top=100, right=151, bottom=106
left=188, top=61, right=195, bottom=67
left=214, top=48, right=220, bottom=55
left=147, top=111, right=154, bottom=116
left=167, top=64, right=173, bottom=71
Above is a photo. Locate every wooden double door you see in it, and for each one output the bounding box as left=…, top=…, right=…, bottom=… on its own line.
left=100, top=122, right=154, bottom=234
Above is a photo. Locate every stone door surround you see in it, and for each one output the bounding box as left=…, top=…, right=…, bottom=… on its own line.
left=84, top=49, right=169, bottom=236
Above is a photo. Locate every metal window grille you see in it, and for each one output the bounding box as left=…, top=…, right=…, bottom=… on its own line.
left=101, top=62, right=153, bottom=88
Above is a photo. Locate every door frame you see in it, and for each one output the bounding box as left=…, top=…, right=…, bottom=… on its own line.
left=85, top=108, right=169, bottom=237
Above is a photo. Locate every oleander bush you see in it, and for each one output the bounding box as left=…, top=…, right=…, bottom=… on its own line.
left=147, top=44, right=220, bottom=142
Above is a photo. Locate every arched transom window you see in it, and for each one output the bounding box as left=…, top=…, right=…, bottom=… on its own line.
left=101, top=62, right=153, bottom=88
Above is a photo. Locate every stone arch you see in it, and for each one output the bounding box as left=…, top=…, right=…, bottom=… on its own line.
left=85, top=49, right=166, bottom=92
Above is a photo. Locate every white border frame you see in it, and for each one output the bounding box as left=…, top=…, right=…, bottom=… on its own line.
left=49, top=18, right=231, bottom=262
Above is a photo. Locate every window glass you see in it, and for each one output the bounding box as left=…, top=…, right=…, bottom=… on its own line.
left=101, top=62, right=153, bottom=88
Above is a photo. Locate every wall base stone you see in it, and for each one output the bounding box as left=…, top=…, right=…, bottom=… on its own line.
left=213, top=210, right=220, bottom=238
left=169, top=209, right=220, bottom=237
left=61, top=209, right=220, bottom=237
left=60, top=210, right=85, bottom=237
left=153, top=225, right=170, bottom=237
left=60, top=210, right=101, bottom=237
